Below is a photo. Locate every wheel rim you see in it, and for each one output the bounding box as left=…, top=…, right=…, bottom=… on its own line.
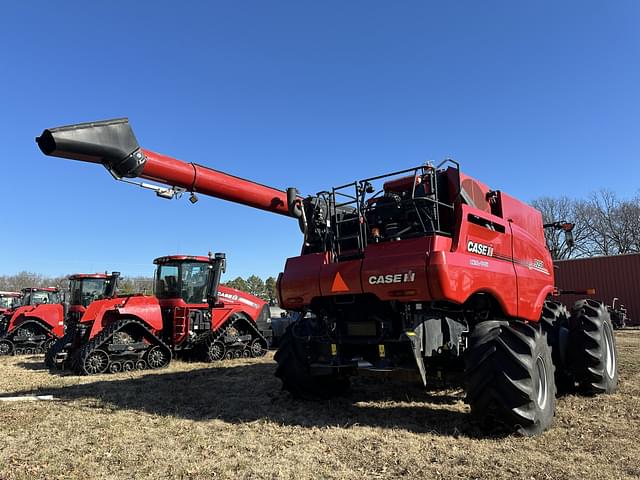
left=123, top=361, right=134, bottom=372
left=135, top=360, right=147, bottom=370
left=84, top=350, right=109, bottom=375
left=109, top=362, right=122, bottom=373
left=0, top=341, right=12, bottom=355
left=147, top=347, right=168, bottom=369
left=604, top=325, right=616, bottom=378
left=535, top=355, right=549, bottom=410
left=208, top=342, right=224, bottom=361
left=251, top=340, right=265, bottom=357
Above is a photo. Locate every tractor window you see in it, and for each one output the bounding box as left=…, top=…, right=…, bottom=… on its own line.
left=70, top=278, right=108, bottom=307
left=29, top=291, right=60, bottom=305
left=0, top=297, right=16, bottom=308
left=180, top=263, right=209, bottom=304
left=156, top=265, right=180, bottom=299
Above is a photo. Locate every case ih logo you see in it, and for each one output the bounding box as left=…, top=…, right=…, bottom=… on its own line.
left=467, top=240, right=494, bottom=257
left=368, top=271, right=416, bottom=285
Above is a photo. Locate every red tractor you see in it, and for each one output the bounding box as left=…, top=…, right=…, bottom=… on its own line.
left=46, top=253, right=270, bottom=375
left=37, top=118, right=619, bottom=435
left=0, top=287, right=64, bottom=355
left=1, top=273, right=119, bottom=357
left=0, top=291, right=22, bottom=317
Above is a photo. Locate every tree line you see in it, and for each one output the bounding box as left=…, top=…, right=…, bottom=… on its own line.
left=0, top=271, right=278, bottom=304
left=532, top=190, right=640, bottom=260
left=0, top=272, right=153, bottom=295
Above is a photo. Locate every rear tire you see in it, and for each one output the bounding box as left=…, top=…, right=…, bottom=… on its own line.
left=465, top=320, right=556, bottom=436
left=570, top=299, right=618, bottom=394
left=539, top=301, right=574, bottom=393
left=274, top=321, right=350, bottom=400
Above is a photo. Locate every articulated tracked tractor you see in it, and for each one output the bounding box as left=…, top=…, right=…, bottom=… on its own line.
left=46, top=253, right=270, bottom=375
left=0, top=287, right=64, bottom=355
left=1, top=273, right=119, bottom=357
left=37, top=118, right=619, bottom=435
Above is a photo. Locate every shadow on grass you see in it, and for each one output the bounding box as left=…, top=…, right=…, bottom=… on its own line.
left=9, top=357, right=498, bottom=438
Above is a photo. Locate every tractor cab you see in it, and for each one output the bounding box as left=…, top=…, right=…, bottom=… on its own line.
left=154, top=254, right=226, bottom=307
left=0, top=292, right=22, bottom=316
left=20, top=287, right=62, bottom=306
left=68, top=272, right=120, bottom=322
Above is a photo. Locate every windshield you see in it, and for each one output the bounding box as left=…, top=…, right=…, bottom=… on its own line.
left=22, top=290, right=60, bottom=306
left=0, top=296, right=19, bottom=309
left=155, top=262, right=210, bottom=303
left=70, top=278, right=108, bottom=307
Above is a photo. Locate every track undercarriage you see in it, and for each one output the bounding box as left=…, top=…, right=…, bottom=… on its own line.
left=0, top=320, right=57, bottom=356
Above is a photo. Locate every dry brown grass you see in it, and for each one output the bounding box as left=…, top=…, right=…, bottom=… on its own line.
left=1, top=331, right=639, bottom=480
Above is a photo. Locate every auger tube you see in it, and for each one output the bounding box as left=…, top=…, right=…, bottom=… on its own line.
left=36, top=118, right=294, bottom=217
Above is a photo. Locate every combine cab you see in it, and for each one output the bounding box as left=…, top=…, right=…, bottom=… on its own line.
left=0, top=287, right=64, bottom=355
left=37, top=118, right=619, bottom=435
left=47, top=254, right=270, bottom=375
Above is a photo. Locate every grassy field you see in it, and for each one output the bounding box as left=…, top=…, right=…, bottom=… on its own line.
left=0, top=331, right=639, bottom=480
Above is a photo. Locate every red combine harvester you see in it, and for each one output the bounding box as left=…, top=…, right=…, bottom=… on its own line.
left=1, top=274, right=119, bottom=357
left=36, top=118, right=619, bottom=435
left=0, top=291, right=22, bottom=317
left=0, top=287, right=64, bottom=355
left=46, top=253, right=270, bottom=375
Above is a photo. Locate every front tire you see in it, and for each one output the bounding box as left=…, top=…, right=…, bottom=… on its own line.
left=274, top=321, right=350, bottom=399
left=570, top=299, right=618, bottom=394
left=465, top=320, right=556, bottom=436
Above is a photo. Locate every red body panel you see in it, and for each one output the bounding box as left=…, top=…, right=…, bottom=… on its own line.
left=6, top=304, right=65, bottom=337
left=160, top=285, right=266, bottom=346
left=279, top=177, right=555, bottom=322
left=80, top=295, right=164, bottom=340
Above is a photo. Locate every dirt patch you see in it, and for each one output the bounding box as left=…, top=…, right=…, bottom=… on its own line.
left=1, top=331, right=639, bottom=479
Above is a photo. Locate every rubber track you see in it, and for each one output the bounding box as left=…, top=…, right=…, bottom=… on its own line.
left=44, top=327, right=77, bottom=370
left=196, top=314, right=269, bottom=360
left=571, top=299, right=618, bottom=394
left=76, top=319, right=172, bottom=375
left=0, top=319, right=55, bottom=355
left=464, top=320, right=556, bottom=435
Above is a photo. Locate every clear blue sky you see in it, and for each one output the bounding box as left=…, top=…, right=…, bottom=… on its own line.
left=1, top=1, right=638, bottom=280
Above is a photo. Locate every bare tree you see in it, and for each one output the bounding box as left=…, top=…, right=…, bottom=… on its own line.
left=530, top=196, right=588, bottom=259
left=533, top=190, right=640, bottom=259
left=577, top=190, right=640, bottom=256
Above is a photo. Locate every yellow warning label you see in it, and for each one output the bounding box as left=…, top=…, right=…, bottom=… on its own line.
left=331, top=344, right=337, bottom=356
left=378, top=344, right=386, bottom=358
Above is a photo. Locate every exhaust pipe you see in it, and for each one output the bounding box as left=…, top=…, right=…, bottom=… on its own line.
left=35, top=118, right=147, bottom=178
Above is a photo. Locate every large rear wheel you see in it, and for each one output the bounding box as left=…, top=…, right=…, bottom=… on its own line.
left=570, top=299, right=618, bottom=394
left=465, top=320, right=556, bottom=436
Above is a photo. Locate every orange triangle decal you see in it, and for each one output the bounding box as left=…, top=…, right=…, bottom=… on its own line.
left=331, top=272, right=350, bottom=293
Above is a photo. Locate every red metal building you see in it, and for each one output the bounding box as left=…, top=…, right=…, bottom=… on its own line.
left=555, top=253, right=640, bottom=325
